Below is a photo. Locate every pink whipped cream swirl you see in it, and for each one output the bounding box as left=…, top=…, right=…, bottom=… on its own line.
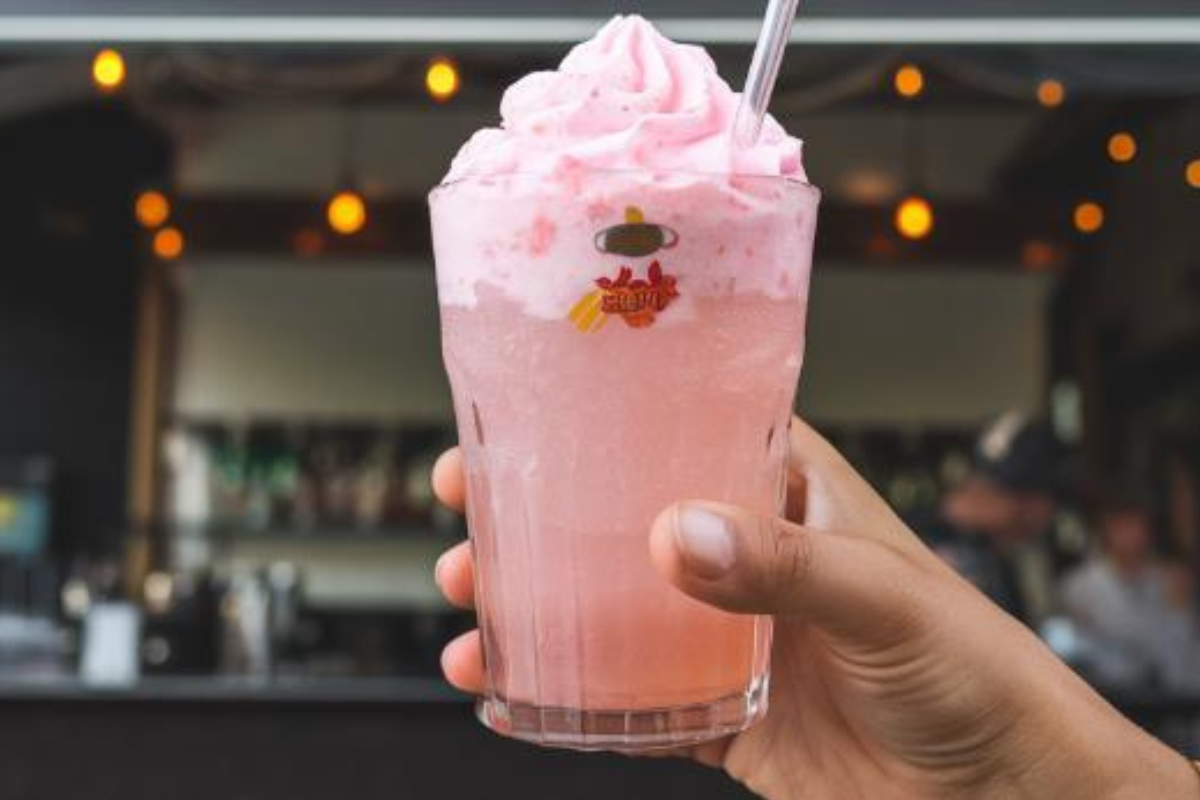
left=444, top=15, right=806, bottom=183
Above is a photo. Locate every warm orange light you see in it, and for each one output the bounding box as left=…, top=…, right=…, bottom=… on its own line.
left=1186, top=160, right=1200, bottom=189
left=1107, top=132, right=1137, bottom=164
left=893, top=64, right=924, bottom=99
left=92, top=48, right=126, bottom=93
left=1073, top=202, right=1105, bottom=234
left=895, top=196, right=934, bottom=240
left=1037, top=79, right=1065, bottom=108
left=327, top=191, right=367, bottom=235
left=153, top=227, right=184, bottom=260
left=135, top=190, right=170, bottom=229
left=426, top=58, right=460, bottom=102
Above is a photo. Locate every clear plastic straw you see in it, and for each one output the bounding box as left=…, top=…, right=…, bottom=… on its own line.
left=734, top=0, right=802, bottom=146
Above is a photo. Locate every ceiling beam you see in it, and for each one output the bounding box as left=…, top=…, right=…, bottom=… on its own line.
left=167, top=195, right=1073, bottom=269
left=3, top=16, right=1200, bottom=46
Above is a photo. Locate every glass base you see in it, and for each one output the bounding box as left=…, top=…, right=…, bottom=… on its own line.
left=476, top=676, right=769, bottom=752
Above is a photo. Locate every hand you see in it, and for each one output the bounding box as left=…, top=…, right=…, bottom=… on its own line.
left=432, top=418, right=1196, bottom=800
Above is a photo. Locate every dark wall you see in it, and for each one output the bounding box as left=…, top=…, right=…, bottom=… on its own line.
left=0, top=101, right=169, bottom=556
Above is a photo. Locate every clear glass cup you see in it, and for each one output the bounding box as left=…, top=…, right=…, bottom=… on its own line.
left=430, top=168, right=819, bottom=751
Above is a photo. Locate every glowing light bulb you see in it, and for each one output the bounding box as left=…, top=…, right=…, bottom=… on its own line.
left=92, top=48, right=126, bottom=93
left=426, top=58, right=460, bottom=103
left=154, top=227, right=185, bottom=260
left=1107, top=132, right=1137, bottom=164
left=1037, top=79, right=1065, bottom=108
left=1073, top=202, right=1104, bottom=234
left=327, top=191, right=367, bottom=236
left=893, top=64, right=924, bottom=99
left=895, top=196, right=934, bottom=240
left=1186, top=160, right=1200, bottom=190
left=135, top=190, right=170, bottom=229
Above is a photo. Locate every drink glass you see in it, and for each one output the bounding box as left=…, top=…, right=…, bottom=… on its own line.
left=430, top=168, right=819, bottom=750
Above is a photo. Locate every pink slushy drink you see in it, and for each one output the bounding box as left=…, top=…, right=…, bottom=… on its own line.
left=430, top=16, right=818, bottom=750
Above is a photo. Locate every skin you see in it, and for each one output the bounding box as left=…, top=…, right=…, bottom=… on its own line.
left=1101, top=511, right=1154, bottom=576
left=1100, top=510, right=1195, bottom=610
left=433, top=418, right=1198, bottom=800
left=940, top=479, right=1056, bottom=548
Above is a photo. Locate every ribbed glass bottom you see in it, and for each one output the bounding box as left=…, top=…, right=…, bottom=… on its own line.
left=476, top=675, right=769, bottom=752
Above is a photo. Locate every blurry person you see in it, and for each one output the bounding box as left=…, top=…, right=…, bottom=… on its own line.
left=911, top=412, right=1066, bottom=622
left=1061, top=497, right=1200, bottom=690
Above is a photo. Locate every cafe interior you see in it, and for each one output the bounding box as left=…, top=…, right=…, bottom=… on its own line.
left=1, top=1, right=1199, bottom=798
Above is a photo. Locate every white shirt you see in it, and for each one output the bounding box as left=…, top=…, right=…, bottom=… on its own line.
left=1061, top=556, right=1200, bottom=690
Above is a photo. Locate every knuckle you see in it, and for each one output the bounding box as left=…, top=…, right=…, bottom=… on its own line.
left=757, top=516, right=813, bottom=602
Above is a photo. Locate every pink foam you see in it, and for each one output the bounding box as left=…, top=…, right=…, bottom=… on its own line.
left=444, top=15, right=806, bottom=183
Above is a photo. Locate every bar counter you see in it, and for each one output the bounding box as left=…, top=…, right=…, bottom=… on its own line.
left=0, top=675, right=755, bottom=800
left=3, top=674, right=1195, bottom=799
left=0, top=675, right=462, bottom=703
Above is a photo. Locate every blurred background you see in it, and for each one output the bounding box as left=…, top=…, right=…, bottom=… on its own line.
left=0, top=1, right=1198, bottom=798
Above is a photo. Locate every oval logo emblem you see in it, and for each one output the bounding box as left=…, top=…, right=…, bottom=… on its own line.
left=594, top=206, right=679, bottom=258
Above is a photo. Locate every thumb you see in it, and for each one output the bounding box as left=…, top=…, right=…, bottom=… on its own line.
left=649, top=501, right=924, bottom=643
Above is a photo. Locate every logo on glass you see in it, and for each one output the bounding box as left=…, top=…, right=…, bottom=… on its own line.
left=570, top=206, right=681, bottom=332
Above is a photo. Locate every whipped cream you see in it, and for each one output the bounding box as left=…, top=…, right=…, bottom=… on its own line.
left=445, top=15, right=805, bottom=183
left=431, top=16, right=817, bottom=321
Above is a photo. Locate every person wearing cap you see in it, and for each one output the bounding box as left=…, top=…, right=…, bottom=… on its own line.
left=909, top=412, right=1066, bottom=623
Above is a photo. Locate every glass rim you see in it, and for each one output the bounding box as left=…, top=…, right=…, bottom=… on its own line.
left=430, top=167, right=820, bottom=198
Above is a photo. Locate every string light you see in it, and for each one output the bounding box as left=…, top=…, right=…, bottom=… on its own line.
left=135, top=190, right=170, bottom=229
left=893, top=64, right=924, bottom=99
left=153, top=227, right=185, bottom=260
left=1186, top=160, right=1200, bottom=190
left=1036, top=79, right=1065, bottom=108
left=327, top=191, right=367, bottom=236
left=426, top=58, right=460, bottom=103
left=1073, top=201, right=1105, bottom=234
left=92, top=48, right=126, bottom=93
left=1107, top=132, right=1137, bottom=164
left=895, top=196, right=934, bottom=240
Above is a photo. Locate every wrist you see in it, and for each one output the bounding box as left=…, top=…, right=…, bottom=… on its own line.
left=1101, top=736, right=1199, bottom=800
left=986, top=684, right=1199, bottom=800
left=1098, top=733, right=1198, bottom=799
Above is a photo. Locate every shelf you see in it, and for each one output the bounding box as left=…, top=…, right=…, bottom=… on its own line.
left=169, top=412, right=455, bottom=430
left=198, top=525, right=462, bottom=544
left=212, top=533, right=453, bottom=612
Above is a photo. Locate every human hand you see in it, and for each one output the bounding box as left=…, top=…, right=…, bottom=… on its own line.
left=433, top=418, right=1196, bottom=800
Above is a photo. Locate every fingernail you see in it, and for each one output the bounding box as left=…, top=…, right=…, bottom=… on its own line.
left=676, top=505, right=737, bottom=579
